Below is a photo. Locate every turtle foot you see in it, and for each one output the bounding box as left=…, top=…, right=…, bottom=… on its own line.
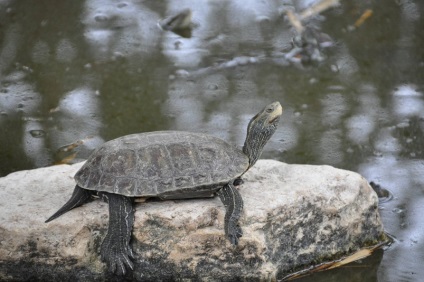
left=101, top=238, right=134, bottom=275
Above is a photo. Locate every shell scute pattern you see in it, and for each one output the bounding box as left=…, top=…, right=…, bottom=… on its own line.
left=135, top=145, right=173, bottom=180
left=102, top=149, right=137, bottom=177
left=87, top=167, right=102, bottom=188
left=115, top=177, right=137, bottom=195
left=76, top=131, right=249, bottom=197
left=99, top=174, right=115, bottom=191
left=135, top=179, right=157, bottom=195
left=167, top=142, right=197, bottom=174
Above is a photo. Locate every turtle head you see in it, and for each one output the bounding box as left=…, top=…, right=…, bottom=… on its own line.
left=242, top=101, right=283, bottom=168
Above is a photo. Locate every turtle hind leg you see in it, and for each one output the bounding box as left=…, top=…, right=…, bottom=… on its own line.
left=99, top=192, right=135, bottom=275
left=45, top=185, right=94, bottom=223
left=218, top=182, right=244, bottom=245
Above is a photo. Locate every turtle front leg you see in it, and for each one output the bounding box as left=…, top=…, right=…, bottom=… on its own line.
left=218, top=182, right=244, bottom=245
left=98, top=192, right=135, bottom=275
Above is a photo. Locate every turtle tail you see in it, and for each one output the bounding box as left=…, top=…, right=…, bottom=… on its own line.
left=45, top=185, right=93, bottom=223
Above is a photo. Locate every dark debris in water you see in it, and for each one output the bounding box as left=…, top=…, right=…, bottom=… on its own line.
left=159, top=8, right=194, bottom=38
left=370, top=181, right=394, bottom=203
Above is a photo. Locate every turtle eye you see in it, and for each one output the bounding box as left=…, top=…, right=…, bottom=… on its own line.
left=266, top=107, right=273, bottom=113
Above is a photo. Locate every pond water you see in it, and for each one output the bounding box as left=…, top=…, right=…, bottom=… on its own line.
left=0, top=0, right=423, bottom=281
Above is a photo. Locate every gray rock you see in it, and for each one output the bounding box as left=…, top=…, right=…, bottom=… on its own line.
left=0, top=160, right=385, bottom=280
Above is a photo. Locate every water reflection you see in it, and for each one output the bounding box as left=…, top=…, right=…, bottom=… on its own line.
left=0, top=0, right=423, bottom=281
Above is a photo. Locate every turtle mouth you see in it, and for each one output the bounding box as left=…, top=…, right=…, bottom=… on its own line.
left=269, top=116, right=280, bottom=124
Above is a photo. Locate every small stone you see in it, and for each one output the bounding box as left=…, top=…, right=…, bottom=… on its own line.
left=235, top=56, right=249, bottom=65
left=207, top=84, right=218, bottom=90
left=94, top=14, right=108, bottom=22
left=249, top=57, right=258, bottom=64
left=117, top=2, right=128, bottom=8
left=330, top=64, right=339, bottom=72
left=175, top=69, right=189, bottom=77
left=29, top=130, right=46, bottom=138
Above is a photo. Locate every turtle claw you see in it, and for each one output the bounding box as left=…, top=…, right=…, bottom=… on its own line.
left=113, top=255, right=134, bottom=276
left=128, top=247, right=135, bottom=259
left=236, top=225, right=243, bottom=238
left=219, top=183, right=244, bottom=246
left=101, top=243, right=134, bottom=275
left=229, top=235, right=239, bottom=246
left=228, top=222, right=243, bottom=245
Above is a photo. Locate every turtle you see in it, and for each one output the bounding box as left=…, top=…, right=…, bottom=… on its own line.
left=45, top=101, right=282, bottom=275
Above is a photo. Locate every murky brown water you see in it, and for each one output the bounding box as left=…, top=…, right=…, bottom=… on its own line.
left=1, top=0, right=423, bottom=281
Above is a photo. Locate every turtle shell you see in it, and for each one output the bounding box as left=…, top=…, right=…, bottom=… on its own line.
left=75, top=131, right=249, bottom=198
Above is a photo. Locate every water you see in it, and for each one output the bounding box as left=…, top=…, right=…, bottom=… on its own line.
left=0, top=0, right=423, bottom=281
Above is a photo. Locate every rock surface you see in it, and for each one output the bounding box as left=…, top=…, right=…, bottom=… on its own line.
left=0, top=160, right=385, bottom=281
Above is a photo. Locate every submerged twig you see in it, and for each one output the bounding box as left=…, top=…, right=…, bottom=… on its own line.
left=354, top=9, right=373, bottom=28
left=286, top=0, right=340, bottom=33
left=299, top=0, right=340, bottom=21
left=285, top=0, right=339, bottom=64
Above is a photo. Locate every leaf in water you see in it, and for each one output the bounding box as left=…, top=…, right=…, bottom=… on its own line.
left=57, top=140, right=84, bottom=153
left=49, top=106, right=60, bottom=113
left=327, top=248, right=372, bottom=269
left=55, top=152, right=77, bottom=165
left=354, top=9, right=373, bottom=28
left=54, top=136, right=94, bottom=164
